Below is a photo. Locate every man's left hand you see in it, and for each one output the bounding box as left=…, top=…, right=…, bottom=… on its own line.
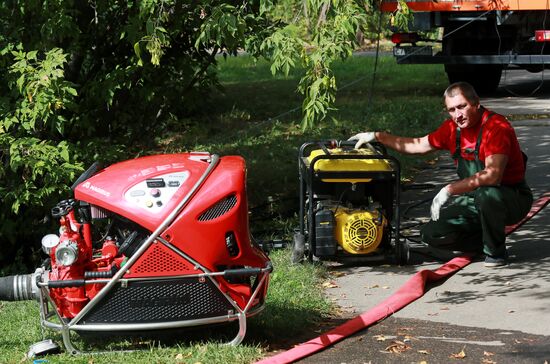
left=431, top=186, right=451, bottom=221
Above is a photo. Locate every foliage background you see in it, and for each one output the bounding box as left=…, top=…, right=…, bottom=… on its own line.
left=0, top=1, right=275, bottom=272
left=0, top=0, right=414, bottom=273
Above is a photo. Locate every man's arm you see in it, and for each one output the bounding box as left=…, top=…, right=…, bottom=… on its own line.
left=374, top=132, right=435, bottom=155
left=447, top=154, right=508, bottom=195
left=430, top=153, right=508, bottom=220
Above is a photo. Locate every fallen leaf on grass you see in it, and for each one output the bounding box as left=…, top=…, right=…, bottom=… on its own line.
left=176, top=352, right=192, bottom=361
left=482, top=359, right=497, bottom=364
left=417, top=349, right=430, bottom=355
left=484, top=351, right=495, bottom=357
left=382, top=286, right=390, bottom=289
left=367, top=284, right=380, bottom=289
left=450, top=348, right=466, bottom=359
left=322, top=281, right=339, bottom=288
left=440, top=306, right=450, bottom=310
left=383, top=340, right=411, bottom=354
left=373, top=334, right=387, bottom=341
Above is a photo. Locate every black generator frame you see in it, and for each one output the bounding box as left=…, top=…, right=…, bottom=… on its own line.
left=297, top=140, right=408, bottom=265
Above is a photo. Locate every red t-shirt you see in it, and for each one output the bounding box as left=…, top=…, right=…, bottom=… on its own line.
left=428, top=109, right=525, bottom=185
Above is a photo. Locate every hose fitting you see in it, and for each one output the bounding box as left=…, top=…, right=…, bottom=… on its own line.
left=0, top=269, right=43, bottom=301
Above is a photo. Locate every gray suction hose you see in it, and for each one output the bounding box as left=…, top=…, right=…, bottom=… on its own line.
left=0, top=269, right=42, bottom=301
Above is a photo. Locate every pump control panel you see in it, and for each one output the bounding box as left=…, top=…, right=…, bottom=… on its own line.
left=125, top=171, right=189, bottom=213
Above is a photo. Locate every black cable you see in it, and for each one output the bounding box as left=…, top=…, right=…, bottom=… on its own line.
left=365, top=7, right=383, bottom=119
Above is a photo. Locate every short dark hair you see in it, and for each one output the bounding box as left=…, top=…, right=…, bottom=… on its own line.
left=443, top=82, right=480, bottom=105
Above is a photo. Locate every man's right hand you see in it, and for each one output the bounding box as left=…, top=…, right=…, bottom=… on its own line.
left=348, top=132, right=376, bottom=149
left=430, top=186, right=451, bottom=221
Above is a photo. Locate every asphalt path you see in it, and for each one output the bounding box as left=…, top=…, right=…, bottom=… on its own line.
left=296, top=70, right=550, bottom=363
left=483, top=68, right=550, bottom=116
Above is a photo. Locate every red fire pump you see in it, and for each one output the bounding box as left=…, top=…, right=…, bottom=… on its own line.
left=0, top=152, right=272, bottom=355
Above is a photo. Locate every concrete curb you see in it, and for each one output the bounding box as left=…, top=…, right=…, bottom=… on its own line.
left=512, top=118, right=550, bottom=127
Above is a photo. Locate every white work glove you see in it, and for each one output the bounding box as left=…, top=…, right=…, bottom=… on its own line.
left=430, top=186, right=451, bottom=221
left=348, top=132, right=376, bottom=149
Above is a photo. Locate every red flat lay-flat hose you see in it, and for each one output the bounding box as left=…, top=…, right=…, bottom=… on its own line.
left=506, top=192, right=550, bottom=235
left=256, top=192, right=550, bottom=364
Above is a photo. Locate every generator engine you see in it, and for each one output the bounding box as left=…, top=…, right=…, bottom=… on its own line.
left=314, top=200, right=387, bottom=256
left=0, top=152, right=272, bottom=354
left=296, top=141, right=407, bottom=264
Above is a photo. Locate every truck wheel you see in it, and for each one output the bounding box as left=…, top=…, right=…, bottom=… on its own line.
left=445, top=64, right=502, bottom=94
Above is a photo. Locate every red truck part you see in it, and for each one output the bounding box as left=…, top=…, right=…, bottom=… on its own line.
left=381, top=0, right=550, bottom=92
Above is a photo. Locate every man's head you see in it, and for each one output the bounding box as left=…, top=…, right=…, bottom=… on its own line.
left=443, top=82, right=483, bottom=129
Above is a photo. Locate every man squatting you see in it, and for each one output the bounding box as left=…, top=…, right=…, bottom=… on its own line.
left=349, top=82, right=533, bottom=267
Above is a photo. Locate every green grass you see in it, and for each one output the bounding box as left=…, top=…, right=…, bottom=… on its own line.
left=0, top=55, right=449, bottom=362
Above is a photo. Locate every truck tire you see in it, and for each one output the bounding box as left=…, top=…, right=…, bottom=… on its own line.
left=445, top=64, right=502, bottom=94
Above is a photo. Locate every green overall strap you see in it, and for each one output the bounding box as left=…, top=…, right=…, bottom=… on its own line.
left=473, top=112, right=495, bottom=170
left=452, top=127, right=462, bottom=160
left=472, top=125, right=485, bottom=170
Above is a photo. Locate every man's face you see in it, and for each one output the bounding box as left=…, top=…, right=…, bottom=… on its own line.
left=444, top=93, right=482, bottom=129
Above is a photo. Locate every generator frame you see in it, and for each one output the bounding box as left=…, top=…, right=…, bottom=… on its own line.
left=297, top=140, right=408, bottom=265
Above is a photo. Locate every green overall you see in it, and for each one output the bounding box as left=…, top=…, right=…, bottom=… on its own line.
left=421, top=115, right=533, bottom=256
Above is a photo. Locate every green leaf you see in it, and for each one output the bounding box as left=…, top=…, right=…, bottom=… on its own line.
left=26, top=50, right=38, bottom=60
left=146, top=19, right=154, bottom=35
left=60, top=147, right=70, bottom=162
left=133, top=42, right=143, bottom=66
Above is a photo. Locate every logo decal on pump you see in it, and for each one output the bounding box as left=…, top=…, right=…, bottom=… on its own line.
left=81, top=182, right=111, bottom=197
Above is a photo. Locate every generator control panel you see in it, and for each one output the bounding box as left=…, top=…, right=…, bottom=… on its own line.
left=125, top=171, right=190, bottom=213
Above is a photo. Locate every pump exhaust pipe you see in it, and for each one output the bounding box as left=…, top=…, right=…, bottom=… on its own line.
left=0, top=270, right=42, bottom=301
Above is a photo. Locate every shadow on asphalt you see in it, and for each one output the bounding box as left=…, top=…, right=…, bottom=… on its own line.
left=487, top=68, right=550, bottom=98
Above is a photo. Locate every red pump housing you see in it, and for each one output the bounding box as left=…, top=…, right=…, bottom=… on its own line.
left=32, top=152, right=271, bottom=351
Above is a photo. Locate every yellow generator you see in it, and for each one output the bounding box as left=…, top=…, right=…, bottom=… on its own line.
left=293, top=140, right=408, bottom=264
